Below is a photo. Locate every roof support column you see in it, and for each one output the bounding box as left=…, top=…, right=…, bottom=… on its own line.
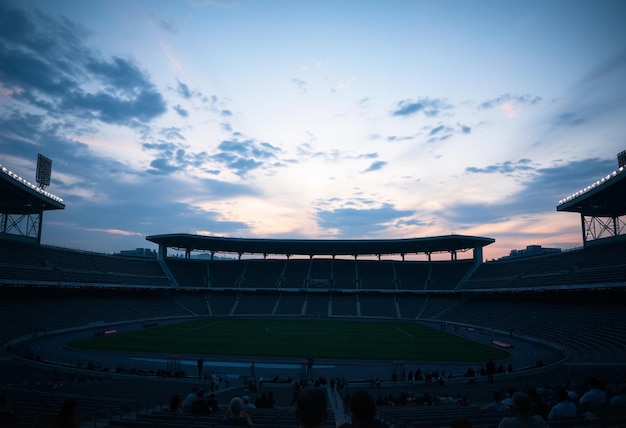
left=157, top=244, right=167, bottom=261
left=474, top=244, right=483, bottom=265
left=37, top=212, right=43, bottom=244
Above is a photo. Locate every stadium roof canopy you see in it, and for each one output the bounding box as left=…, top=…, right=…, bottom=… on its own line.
left=0, top=163, right=65, bottom=244
left=557, top=165, right=626, bottom=217
left=146, top=233, right=495, bottom=258
left=0, top=164, right=65, bottom=214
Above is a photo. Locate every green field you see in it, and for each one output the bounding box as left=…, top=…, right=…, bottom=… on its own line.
left=71, top=318, right=510, bottom=362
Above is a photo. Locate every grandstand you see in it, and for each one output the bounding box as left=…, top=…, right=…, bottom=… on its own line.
left=1, top=160, right=625, bottom=427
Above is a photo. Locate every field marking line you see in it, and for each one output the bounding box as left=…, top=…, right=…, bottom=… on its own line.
left=395, top=326, right=414, bottom=338
left=186, top=320, right=225, bottom=331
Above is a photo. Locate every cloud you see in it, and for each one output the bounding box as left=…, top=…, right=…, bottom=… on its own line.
left=147, top=157, right=181, bottom=175
left=0, top=111, right=258, bottom=250
left=448, top=157, right=617, bottom=225
left=425, top=123, right=472, bottom=143
left=143, top=139, right=215, bottom=175
left=465, top=159, right=534, bottom=175
left=357, top=153, right=379, bottom=160
left=364, top=161, right=387, bottom=172
left=316, top=202, right=414, bottom=237
left=290, top=78, right=306, bottom=93
left=391, top=97, right=451, bottom=117
left=429, top=125, right=447, bottom=136
left=212, top=138, right=283, bottom=177
left=87, top=228, right=143, bottom=236
left=173, top=104, right=189, bottom=117
left=160, top=127, right=186, bottom=141
left=158, top=19, right=179, bottom=34
left=577, top=50, right=626, bottom=90
left=0, top=5, right=166, bottom=128
left=551, top=51, right=626, bottom=129
left=478, top=93, right=542, bottom=110
left=177, top=81, right=192, bottom=99
left=554, top=112, right=584, bottom=127
left=330, top=76, right=356, bottom=93
left=478, top=93, right=541, bottom=118
left=386, top=135, right=414, bottom=142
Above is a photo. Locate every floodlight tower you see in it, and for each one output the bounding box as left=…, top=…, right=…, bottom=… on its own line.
left=0, top=156, right=64, bottom=244
left=618, top=150, right=626, bottom=169
left=36, top=153, right=52, bottom=189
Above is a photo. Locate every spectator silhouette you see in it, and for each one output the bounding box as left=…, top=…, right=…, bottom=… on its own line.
left=339, top=390, right=389, bottom=428
left=296, top=387, right=327, bottom=428
left=197, top=358, right=204, bottom=379
left=498, top=392, right=546, bottom=427
left=579, top=376, right=607, bottom=407
left=610, top=383, right=626, bottom=406
left=547, top=387, right=576, bottom=422
left=242, top=395, right=256, bottom=409
left=266, top=391, right=276, bottom=408
left=221, top=397, right=254, bottom=426
left=169, top=394, right=183, bottom=413
left=53, top=398, right=80, bottom=428
left=189, top=389, right=212, bottom=415
left=486, top=359, right=496, bottom=383
left=207, top=392, right=220, bottom=413
left=182, top=387, right=198, bottom=411
left=482, top=391, right=508, bottom=412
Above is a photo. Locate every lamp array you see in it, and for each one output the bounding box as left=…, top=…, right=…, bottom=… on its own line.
left=0, top=163, right=64, bottom=204
left=558, top=166, right=624, bottom=205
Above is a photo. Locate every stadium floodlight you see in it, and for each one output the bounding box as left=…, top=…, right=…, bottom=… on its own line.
left=36, top=153, right=52, bottom=189
left=618, top=150, right=626, bottom=168
left=0, top=161, right=64, bottom=203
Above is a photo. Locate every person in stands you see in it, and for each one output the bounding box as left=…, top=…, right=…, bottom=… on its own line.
left=221, top=397, right=254, bottom=426
left=547, top=387, right=576, bottom=422
left=482, top=391, right=509, bottom=412
left=242, top=395, right=256, bottom=409
left=169, top=394, right=183, bottom=413
left=53, top=398, right=80, bottom=428
left=207, top=392, right=220, bottom=413
left=182, top=387, right=199, bottom=411
left=296, top=387, right=328, bottom=428
left=579, top=376, right=607, bottom=407
left=498, top=392, right=546, bottom=428
left=338, top=390, right=389, bottom=428
left=610, top=383, right=626, bottom=406
left=189, top=389, right=212, bottom=415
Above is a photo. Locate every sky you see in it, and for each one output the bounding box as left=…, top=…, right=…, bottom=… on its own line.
left=1, top=0, right=625, bottom=261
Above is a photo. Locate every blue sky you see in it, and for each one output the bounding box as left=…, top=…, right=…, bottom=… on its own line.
left=1, top=0, right=625, bottom=260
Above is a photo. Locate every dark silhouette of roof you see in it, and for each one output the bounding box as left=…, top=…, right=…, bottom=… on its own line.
left=146, top=233, right=495, bottom=257
left=0, top=166, right=65, bottom=214
left=557, top=166, right=626, bottom=217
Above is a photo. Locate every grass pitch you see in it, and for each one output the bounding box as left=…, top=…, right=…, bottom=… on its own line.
left=71, top=318, right=509, bottom=362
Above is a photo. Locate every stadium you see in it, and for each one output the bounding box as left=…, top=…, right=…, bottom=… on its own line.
left=1, top=156, right=625, bottom=428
